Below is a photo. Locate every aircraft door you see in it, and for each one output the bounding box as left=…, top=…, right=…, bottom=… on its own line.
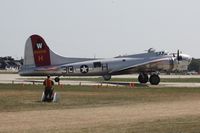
left=102, top=63, right=108, bottom=72
left=93, top=62, right=108, bottom=73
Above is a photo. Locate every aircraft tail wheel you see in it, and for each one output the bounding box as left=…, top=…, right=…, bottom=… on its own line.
left=149, top=74, right=160, bottom=85
left=103, top=75, right=112, bottom=81
left=55, top=77, right=60, bottom=82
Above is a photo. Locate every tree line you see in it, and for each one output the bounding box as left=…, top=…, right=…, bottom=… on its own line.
left=188, top=58, right=200, bottom=72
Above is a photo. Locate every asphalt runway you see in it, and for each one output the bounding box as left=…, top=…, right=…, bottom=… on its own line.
left=0, top=73, right=200, bottom=87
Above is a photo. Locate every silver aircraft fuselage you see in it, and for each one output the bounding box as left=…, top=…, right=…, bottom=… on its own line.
left=19, top=35, right=192, bottom=85
left=20, top=50, right=192, bottom=77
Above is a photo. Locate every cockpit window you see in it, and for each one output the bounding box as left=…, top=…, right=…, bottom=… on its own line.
left=156, top=51, right=167, bottom=56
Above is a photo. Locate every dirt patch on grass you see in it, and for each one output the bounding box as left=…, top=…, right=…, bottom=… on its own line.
left=1, top=99, right=200, bottom=133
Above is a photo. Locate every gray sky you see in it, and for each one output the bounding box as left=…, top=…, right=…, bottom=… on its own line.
left=0, top=0, right=200, bottom=59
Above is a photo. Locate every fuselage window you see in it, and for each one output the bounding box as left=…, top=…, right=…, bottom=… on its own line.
left=93, top=62, right=102, bottom=68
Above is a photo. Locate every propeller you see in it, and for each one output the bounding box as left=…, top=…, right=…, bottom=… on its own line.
left=177, top=50, right=180, bottom=61
left=177, top=50, right=182, bottom=61
left=176, top=49, right=183, bottom=64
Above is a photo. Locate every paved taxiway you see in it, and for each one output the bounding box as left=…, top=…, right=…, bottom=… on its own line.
left=0, top=73, right=200, bottom=87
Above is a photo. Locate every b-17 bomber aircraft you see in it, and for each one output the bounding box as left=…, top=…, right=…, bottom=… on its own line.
left=19, top=35, right=192, bottom=85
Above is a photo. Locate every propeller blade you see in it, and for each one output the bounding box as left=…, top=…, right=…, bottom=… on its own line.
left=177, top=50, right=180, bottom=61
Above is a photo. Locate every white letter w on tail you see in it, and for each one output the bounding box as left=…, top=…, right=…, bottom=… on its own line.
left=36, top=43, right=43, bottom=49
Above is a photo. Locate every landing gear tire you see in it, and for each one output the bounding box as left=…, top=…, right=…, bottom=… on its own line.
left=138, top=73, right=149, bottom=84
left=54, top=77, right=60, bottom=82
left=149, top=74, right=160, bottom=85
left=103, top=75, right=111, bottom=81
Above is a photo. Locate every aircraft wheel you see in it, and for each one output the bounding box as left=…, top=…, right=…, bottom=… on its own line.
left=103, top=75, right=112, bottom=81
left=138, top=73, right=148, bottom=84
left=54, top=77, right=60, bottom=82
left=149, top=74, right=160, bottom=85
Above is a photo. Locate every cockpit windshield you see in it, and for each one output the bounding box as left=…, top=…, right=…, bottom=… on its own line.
left=147, top=48, right=168, bottom=56
left=156, top=51, right=169, bottom=56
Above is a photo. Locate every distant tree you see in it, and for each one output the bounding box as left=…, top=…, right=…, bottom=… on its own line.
left=2, top=56, right=14, bottom=61
left=188, top=58, right=200, bottom=72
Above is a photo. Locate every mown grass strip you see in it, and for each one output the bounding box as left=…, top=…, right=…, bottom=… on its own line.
left=0, top=84, right=200, bottom=112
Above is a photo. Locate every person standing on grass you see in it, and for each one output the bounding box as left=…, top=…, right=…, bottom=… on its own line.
left=43, top=75, right=54, bottom=101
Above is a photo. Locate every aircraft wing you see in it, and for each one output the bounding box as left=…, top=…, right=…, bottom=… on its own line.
left=109, top=57, right=170, bottom=74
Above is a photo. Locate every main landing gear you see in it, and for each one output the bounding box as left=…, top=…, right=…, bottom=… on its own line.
left=149, top=74, right=160, bottom=85
left=138, top=73, right=160, bottom=85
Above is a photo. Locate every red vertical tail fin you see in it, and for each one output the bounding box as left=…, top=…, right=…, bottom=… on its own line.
left=30, top=35, right=51, bottom=67
left=23, top=34, right=93, bottom=71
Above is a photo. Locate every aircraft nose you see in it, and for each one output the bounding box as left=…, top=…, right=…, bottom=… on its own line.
left=188, top=56, right=192, bottom=64
left=183, top=54, right=192, bottom=64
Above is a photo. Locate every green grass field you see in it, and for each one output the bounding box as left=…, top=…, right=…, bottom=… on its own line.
left=0, top=84, right=200, bottom=112
left=1, top=84, right=200, bottom=133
